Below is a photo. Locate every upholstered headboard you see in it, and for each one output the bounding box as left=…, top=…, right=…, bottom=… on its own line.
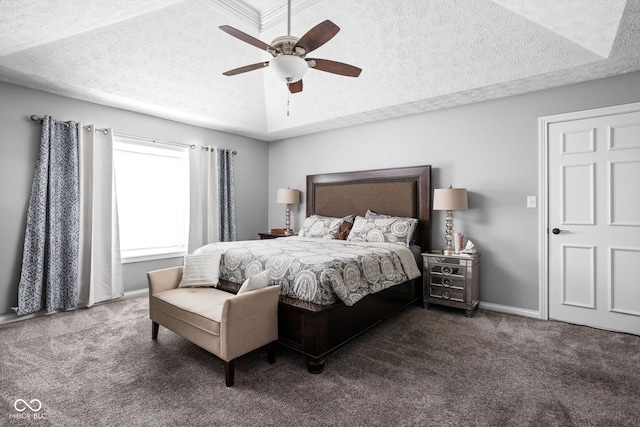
left=306, top=165, right=431, bottom=252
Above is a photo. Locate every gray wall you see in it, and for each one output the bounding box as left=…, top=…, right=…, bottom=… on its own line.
left=0, top=81, right=269, bottom=317
left=3, top=71, right=640, bottom=318
left=267, top=71, right=640, bottom=313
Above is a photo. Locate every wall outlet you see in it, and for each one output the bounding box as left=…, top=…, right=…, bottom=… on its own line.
left=527, top=196, right=537, bottom=208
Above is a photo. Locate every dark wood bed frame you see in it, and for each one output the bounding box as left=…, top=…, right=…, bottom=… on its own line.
left=217, top=165, right=431, bottom=372
left=276, top=165, right=432, bottom=373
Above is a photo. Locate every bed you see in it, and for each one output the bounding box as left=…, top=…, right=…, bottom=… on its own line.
left=210, top=165, right=431, bottom=372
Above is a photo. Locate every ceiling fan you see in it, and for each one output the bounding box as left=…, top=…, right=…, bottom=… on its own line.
left=219, top=0, right=362, bottom=94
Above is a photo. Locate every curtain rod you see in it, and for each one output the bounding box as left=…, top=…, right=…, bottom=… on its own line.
left=112, top=131, right=198, bottom=150
left=113, top=131, right=237, bottom=155
left=30, top=114, right=72, bottom=126
left=30, top=115, right=237, bottom=154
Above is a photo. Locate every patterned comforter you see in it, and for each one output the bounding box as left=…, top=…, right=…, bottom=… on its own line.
left=194, top=237, right=421, bottom=306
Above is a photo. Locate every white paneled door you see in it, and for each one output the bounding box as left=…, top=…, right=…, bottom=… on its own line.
left=547, top=104, right=640, bottom=335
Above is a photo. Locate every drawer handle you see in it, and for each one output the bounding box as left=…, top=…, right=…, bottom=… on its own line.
left=442, top=278, right=452, bottom=288
left=442, top=290, right=451, bottom=300
left=441, top=266, right=453, bottom=275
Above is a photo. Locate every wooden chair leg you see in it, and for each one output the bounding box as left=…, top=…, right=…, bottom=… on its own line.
left=152, top=321, right=159, bottom=339
left=267, top=342, right=276, bottom=364
left=225, top=360, right=235, bottom=387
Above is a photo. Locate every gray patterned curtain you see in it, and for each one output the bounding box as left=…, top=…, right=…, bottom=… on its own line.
left=17, top=116, right=80, bottom=315
left=216, top=148, right=236, bottom=242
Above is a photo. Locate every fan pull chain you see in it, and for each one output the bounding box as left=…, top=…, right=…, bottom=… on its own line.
left=287, top=90, right=290, bottom=116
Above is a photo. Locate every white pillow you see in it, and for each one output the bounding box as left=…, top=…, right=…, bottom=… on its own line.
left=178, top=253, right=222, bottom=287
left=237, top=269, right=271, bottom=295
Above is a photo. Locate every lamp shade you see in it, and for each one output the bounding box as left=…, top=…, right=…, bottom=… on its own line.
left=277, top=188, right=300, bottom=204
left=433, top=188, right=468, bottom=210
left=270, top=55, right=308, bottom=83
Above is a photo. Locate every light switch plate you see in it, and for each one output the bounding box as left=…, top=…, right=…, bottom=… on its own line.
left=527, top=196, right=537, bottom=208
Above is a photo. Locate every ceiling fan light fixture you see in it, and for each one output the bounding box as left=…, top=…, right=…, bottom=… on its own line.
left=270, top=55, right=308, bottom=83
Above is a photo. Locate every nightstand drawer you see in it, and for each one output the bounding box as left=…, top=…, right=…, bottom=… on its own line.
left=429, top=264, right=466, bottom=277
left=430, top=276, right=465, bottom=289
left=429, top=286, right=465, bottom=302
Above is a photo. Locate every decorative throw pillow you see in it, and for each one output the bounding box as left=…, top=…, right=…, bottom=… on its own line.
left=347, top=215, right=418, bottom=246
left=178, top=252, right=222, bottom=287
left=365, top=210, right=419, bottom=244
left=334, top=220, right=353, bottom=240
left=298, top=215, right=354, bottom=239
left=365, top=209, right=389, bottom=219
left=237, top=269, right=271, bottom=295
left=297, top=216, right=316, bottom=236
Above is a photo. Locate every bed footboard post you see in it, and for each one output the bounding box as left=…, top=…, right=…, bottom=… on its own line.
left=306, top=357, right=325, bottom=374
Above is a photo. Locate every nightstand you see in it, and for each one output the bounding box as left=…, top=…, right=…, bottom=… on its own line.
left=422, top=252, right=480, bottom=317
left=258, top=232, right=291, bottom=239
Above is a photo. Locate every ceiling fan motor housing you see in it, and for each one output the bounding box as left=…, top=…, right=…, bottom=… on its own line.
left=269, top=36, right=303, bottom=56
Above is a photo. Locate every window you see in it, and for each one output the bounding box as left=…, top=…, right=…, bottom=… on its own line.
left=113, top=137, right=190, bottom=262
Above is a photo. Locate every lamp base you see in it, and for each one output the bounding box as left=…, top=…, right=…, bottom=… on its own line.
left=284, top=204, right=292, bottom=236
left=443, top=248, right=455, bottom=256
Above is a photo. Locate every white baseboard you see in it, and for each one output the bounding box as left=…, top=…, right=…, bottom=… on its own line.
left=123, top=288, right=149, bottom=299
left=0, top=288, right=148, bottom=325
left=2, top=293, right=538, bottom=325
left=0, top=310, right=42, bottom=325
left=479, top=301, right=541, bottom=319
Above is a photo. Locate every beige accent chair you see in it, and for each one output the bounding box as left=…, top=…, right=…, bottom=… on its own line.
left=147, top=266, right=280, bottom=387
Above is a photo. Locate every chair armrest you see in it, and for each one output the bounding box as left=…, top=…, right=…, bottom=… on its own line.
left=147, top=266, right=183, bottom=295
left=220, top=285, right=281, bottom=361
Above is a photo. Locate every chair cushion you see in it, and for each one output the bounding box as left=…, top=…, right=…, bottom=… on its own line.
left=153, top=288, right=234, bottom=336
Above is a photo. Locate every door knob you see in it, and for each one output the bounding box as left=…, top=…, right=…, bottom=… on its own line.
left=552, top=228, right=562, bottom=234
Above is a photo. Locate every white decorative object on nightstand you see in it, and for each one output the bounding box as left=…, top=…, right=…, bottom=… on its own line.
left=422, top=252, right=480, bottom=317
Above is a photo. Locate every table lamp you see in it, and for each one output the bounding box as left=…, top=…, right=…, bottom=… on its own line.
left=433, top=185, right=468, bottom=255
left=276, top=188, right=300, bottom=235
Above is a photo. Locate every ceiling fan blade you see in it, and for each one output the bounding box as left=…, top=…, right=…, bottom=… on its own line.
left=307, top=58, right=362, bottom=77
left=219, top=25, right=272, bottom=51
left=288, top=80, right=303, bottom=94
left=295, top=20, right=340, bottom=54
left=222, top=62, right=269, bottom=76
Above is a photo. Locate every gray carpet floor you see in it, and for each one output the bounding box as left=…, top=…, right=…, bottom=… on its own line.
left=1, top=296, right=639, bottom=426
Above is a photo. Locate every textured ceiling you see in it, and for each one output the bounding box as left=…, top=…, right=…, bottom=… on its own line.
left=0, top=0, right=638, bottom=141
